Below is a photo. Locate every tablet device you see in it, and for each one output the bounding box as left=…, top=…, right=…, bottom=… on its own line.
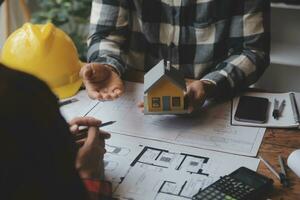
left=234, top=96, right=269, bottom=124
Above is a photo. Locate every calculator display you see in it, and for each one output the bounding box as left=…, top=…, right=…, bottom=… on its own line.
left=231, top=168, right=268, bottom=189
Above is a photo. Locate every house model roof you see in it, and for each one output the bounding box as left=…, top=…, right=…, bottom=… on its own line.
left=144, top=60, right=186, bottom=94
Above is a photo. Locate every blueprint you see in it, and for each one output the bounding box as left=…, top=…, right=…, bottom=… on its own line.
left=88, top=82, right=266, bottom=156
left=105, top=133, right=260, bottom=200
left=60, top=90, right=99, bottom=121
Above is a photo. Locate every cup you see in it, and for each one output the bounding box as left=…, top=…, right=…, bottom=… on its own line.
left=287, top=149, right=300, bottom=178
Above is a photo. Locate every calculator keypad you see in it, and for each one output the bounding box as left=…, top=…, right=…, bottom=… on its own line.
left=192, top=176, right=256, bottom=200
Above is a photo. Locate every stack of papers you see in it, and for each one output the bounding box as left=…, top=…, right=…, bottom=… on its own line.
left=87, top=82, right=265, bottom=157
left=60, top=81, right=266, bottom=199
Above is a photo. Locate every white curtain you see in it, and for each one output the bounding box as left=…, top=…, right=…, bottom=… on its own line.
left=0, top=0, right=29, bottom=50
left=0, top=3, right=7, bottom=49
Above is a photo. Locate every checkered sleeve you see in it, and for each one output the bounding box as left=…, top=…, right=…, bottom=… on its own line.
left=201, top=0, right=270, bottom=98
left=87, top=0, right=129, bottom=75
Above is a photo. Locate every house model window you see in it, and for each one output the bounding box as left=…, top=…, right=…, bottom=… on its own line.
left=152, top=97, right=161, bottom=108
left=172, top=97, right=181, bottom=107
left=144, top=60, right=188, bottom=115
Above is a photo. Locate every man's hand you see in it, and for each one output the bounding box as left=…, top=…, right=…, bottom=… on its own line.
left=185, top=80, right=216, bottom=113
left=80, top=63, right=124, bottom=101
left=69, top=117, right=111, bottom=180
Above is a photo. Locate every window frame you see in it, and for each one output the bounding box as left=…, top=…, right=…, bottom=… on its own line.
left=172, top=97, right=181, bottom=107
left=152, top=97, right=161, bottom=108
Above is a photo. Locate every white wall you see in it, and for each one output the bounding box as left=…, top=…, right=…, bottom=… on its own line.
left=255, top=7, right=300, bottom=92
left=255, top=64, right=300, bottom=93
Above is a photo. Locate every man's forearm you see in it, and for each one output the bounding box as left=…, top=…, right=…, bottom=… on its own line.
left=201, top=0, right=270, bottom=99
left=87, top=0, right=129, bottom=75
left=202, top=50, right=269, bottom=99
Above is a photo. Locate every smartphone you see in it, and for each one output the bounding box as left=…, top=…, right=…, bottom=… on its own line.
left=234, top=96, right=269, bottom=124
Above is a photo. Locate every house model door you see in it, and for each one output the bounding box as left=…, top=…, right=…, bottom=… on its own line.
left=162, top=96, right=171, bottom=111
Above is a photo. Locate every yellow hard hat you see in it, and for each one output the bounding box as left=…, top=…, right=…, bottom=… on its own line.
left=0, top=23, right=83, bottom=99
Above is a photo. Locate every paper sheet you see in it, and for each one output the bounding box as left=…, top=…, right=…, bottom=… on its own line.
left=105, top=133, right=260, bottom=200
left=60, top=90, right=99, bottom=121
left=88, top=82, right=265, bottom=156
left=231, top=92, right=299, bottom=128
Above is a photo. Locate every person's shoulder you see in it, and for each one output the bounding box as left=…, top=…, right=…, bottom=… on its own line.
left=0, top=64, right=44, bottom=84
left=0, top=64, right=52, bottom=94
left=0, top=64, right=59, bottom=110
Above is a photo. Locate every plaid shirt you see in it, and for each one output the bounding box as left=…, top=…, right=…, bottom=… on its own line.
left=88, top=0, right=270, bottom=97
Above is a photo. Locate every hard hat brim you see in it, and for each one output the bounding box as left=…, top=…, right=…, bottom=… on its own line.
left=53, top=79, right=83, bottom=100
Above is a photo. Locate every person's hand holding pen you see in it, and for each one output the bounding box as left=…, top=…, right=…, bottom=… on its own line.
left=69, top=117, right=111, bottom=180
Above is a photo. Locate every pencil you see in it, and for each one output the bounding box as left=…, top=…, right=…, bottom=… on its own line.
left=278, top=155, right=290, bottom=187
left=59, top=98, right=79, bottom=107
left=259, top=156, right=280, bottom=180
left=73, top=121, right=116, bottom=141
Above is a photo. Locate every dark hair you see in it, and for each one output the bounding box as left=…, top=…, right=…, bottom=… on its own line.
left=0, top=64, right=87, bottom=200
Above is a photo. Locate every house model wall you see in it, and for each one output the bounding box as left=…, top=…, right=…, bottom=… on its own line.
left=144, top=60, right=188, bottom=115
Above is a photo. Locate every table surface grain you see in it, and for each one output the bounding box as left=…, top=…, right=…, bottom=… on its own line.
left=258, top=129, right=300, bottom=200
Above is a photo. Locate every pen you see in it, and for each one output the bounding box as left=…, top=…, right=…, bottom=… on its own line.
left=59, top=98, right=79, bottom=107
left=278, top=100, right=286, bottom=119
left=259, top=156, right=280, bottom=180
left=74, top=121, right=116, bottom=141
left=272, top=99, right=279, bottom=119
left=278, top=155, right=290, bottom=187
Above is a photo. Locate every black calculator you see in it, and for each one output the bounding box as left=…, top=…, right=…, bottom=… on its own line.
left=192, top=167, right=273, bottom=200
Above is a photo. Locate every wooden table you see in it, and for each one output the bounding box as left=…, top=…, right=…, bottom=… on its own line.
left=259, top=129, right=300, bottom=199
left=123, top=70, right=300, bottom=199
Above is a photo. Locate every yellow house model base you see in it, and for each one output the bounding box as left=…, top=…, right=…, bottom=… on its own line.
left=144, top=110, right=189, bottom=115
left=144, top=97, right=189, bottom=115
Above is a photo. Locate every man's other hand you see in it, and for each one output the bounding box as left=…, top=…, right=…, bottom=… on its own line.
left=80, top=63, right=124, bottom=100
left=185, top=80, right=216, bottom=113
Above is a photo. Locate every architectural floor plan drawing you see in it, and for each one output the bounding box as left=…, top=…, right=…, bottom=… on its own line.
left=60, top=90, right=99, bottom=121
left=88, top=81, right=266, bottom=156
left=104, top=133, right=260, bottom=200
